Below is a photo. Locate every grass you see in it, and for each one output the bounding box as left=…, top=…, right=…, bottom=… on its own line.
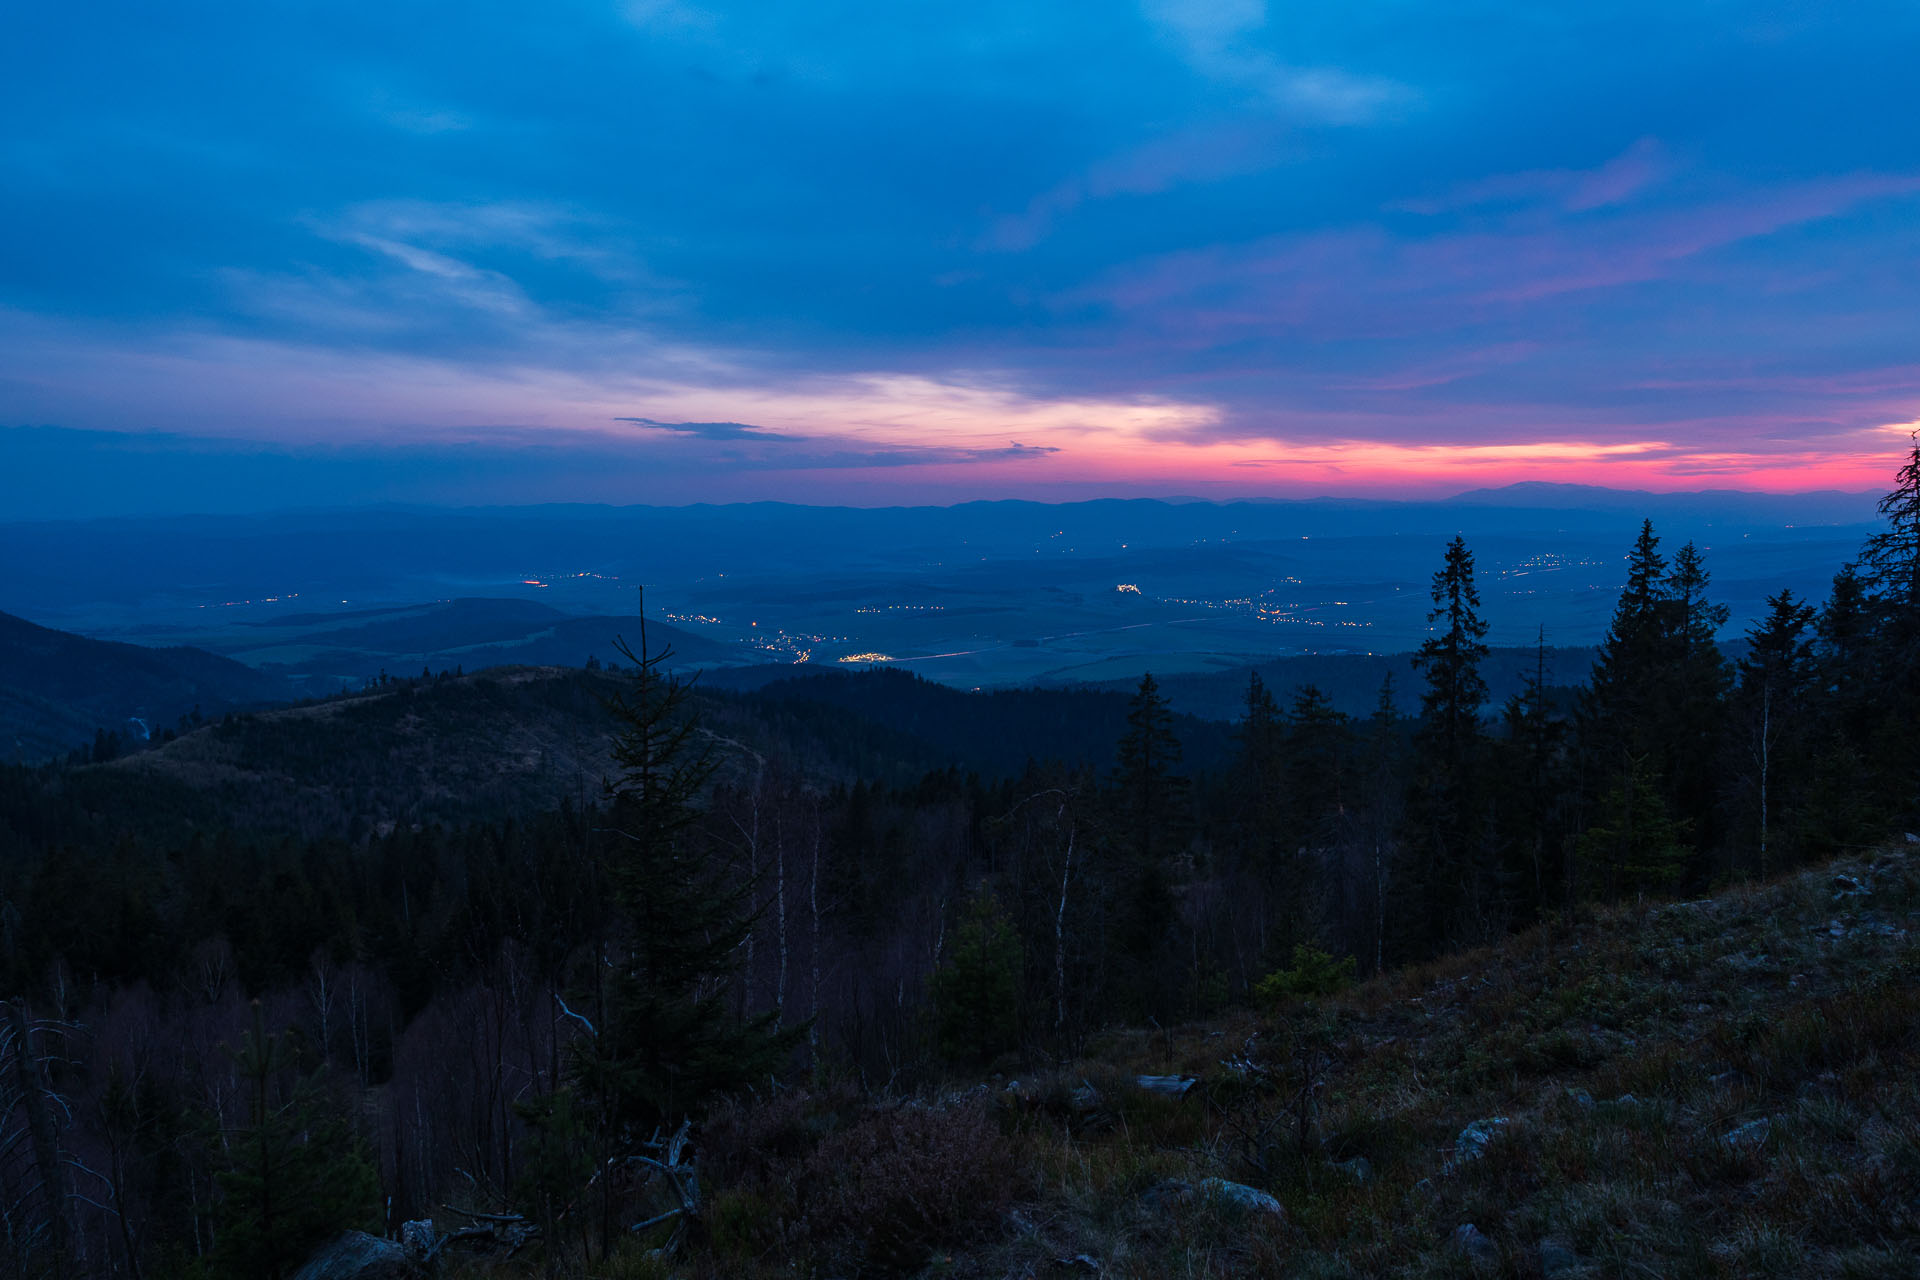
left=488, top=843, right=1920, bottom=1278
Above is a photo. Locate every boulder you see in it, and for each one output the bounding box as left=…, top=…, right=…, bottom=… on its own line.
left=291, top=1231, right=414, bottom=1280
left=1453, top=1116, right=1509, bottom=1164
left=1199, top=1177, right=1286, bottom=1218
left=1134, top=1074, right=1195, bottom=1097
left=399, top=1220, right=435, bottom=1261
left=1450, top=1223, right=1496, bottom=1261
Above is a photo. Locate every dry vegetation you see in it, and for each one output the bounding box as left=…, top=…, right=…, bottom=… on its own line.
left=457, top=841, right=1920, bottom=1279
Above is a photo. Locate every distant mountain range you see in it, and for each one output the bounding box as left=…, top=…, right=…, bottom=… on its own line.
left=1444, top=481, right=1879, bottom=524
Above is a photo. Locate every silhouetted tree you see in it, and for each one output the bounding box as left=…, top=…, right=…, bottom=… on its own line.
left=209, top=1003, right=376, bottom=1280
left=929, top=889, right=1022, bottom=1064
left=1730, top=589, right=1817, bottom=877
left=1405, top=536, right=1493, bottom=951
left=1495, top=631, right=1571, bottom=920
left=573, top=596, right=799, bottom=1171
left=1107, top=673, right=1191, bottom=1018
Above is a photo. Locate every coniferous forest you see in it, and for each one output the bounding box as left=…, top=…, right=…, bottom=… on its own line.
left=3, top=445, right=1918, bottom=1278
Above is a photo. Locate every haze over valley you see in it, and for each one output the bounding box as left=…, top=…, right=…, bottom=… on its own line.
left=1, top=483, right=1877, bottom=738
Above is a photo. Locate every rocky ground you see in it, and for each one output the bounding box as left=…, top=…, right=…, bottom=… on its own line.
left=363, top=838, right=1920, bottom=1279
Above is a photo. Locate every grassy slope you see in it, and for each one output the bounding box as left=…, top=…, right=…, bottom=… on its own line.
left=1012, top=845, right=1920, bottom=1279
left=567, top=843, right=1920, bottom=1280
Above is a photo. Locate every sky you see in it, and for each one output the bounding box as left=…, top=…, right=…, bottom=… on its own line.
left=4, top=0, right=1920, bottom=515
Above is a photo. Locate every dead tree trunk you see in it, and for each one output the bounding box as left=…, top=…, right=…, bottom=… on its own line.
left=7, top=1001, right=76, bottom=1277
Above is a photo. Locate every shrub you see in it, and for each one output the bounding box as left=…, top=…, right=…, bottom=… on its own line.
left=796, top=1099, right=1017, bottom=1274
left=1255, top=945, right=1357, bottom=1008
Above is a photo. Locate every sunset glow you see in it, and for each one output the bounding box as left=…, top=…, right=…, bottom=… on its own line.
left=5, top=3, right=1920, bottom=513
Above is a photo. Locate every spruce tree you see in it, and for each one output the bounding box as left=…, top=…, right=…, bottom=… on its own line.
left=1581, top=520, right=1670, bottom=768
left=1287, top=685, right=1351, bottom=854
left=577, top=597, right=799, bottom=1146
left=929, top=889, right=1022, bottom=1064
left=1661, top=540, right=1733, bottom=853
left=1577, top=754, right=1690, bottom=896
left=1229, top=673, right=1303, bottom=962
left=1108, top=673, right=1191, bottom=1018
left=1113, top=672, right=1190, bottom=870
left=1732, top=590, right=1817, bottom=876
left=1577, top=522, right=1730, bottom=895
left=1858, top=435, right=1920, bottom=820
left=1354, top=676, right=1406, bottom=974
left=1496, top=630, right=1570, bottom=920
left=1860, top=434, right=1920, bottom=617
left=1406, top=536, right=1493, bottom=951
left=210, top=1003, right=376, bottom=1280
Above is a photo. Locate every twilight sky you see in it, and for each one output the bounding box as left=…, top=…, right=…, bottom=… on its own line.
left=4, top=0, right=1919, bottom=514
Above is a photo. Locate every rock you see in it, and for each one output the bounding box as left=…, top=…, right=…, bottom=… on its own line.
left=399, top=1220, right=435, bottom=1261
left=1450, top=1223, right=1496, bottom=1261
left=1833, top=873, right=1869, bottom=900
left=1565, top=1087, right=1595, bottom=1110
left=1199, top=1177, right=1286, bottom=1218
left=1135, top=1074, right=1196, bottom=1097
left=1331, top=1155, right=1372, bottom=1183
left=291, top=1231, right=414, bottom=1280
left=1539, top=1236, right=1581, bottom=1275
left=1905, top=832, right=1918, bottom=845
left=1723, top=1116, right=1771, bottom=1148
left=1453, top=1116, right=1510, bottom=1163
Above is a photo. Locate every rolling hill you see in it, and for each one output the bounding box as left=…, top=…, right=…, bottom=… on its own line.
left=0, top=609, right=289, bottom=762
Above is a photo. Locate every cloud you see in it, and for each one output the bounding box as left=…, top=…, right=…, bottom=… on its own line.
left=608, top=416, right=1063, bottom=469
left=1139, top=0, right=1414, bottom=124
left=1077, top=173, right=1920, bottom=348
left=1393, top=139, right=1673, bottom=216
left=614, top=417, right=800, bottom=441
left=713, top=441, right=1062, bottom=472
left=983, top=120, right=1293, bottom=251
left=9, top=0, right=1920, bottom=505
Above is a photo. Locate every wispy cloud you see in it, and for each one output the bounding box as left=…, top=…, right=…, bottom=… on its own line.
left=1393, top=139, right=1673, bottom=216
left=614, top=417, right=800, bottom=441
left=1139, top=0, right=1415, bottom=124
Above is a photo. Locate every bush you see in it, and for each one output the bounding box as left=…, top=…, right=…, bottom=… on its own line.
left=797, top=1100, right=1017, bottom=1274
left=1255, top=945, right=1356, bottom=1008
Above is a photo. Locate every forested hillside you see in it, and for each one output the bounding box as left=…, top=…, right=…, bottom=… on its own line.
left=0, top=609, right=288, bottom=763
left=0, top=445, right=1915, bottom=1279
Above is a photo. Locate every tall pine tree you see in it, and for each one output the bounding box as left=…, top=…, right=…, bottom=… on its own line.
left=1107, top=673, right=1191, bottom=1019
left=1405, top=536, right=1493, bottom=953
left=1227, top=672, right=1305, bottom=965
left=1731, top=589, right=1817, bottom=876
left=576, top=596, right=799, bottom=1147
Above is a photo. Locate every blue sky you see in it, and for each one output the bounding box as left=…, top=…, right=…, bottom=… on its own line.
left=4, top=1, right=1919, bottom=514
